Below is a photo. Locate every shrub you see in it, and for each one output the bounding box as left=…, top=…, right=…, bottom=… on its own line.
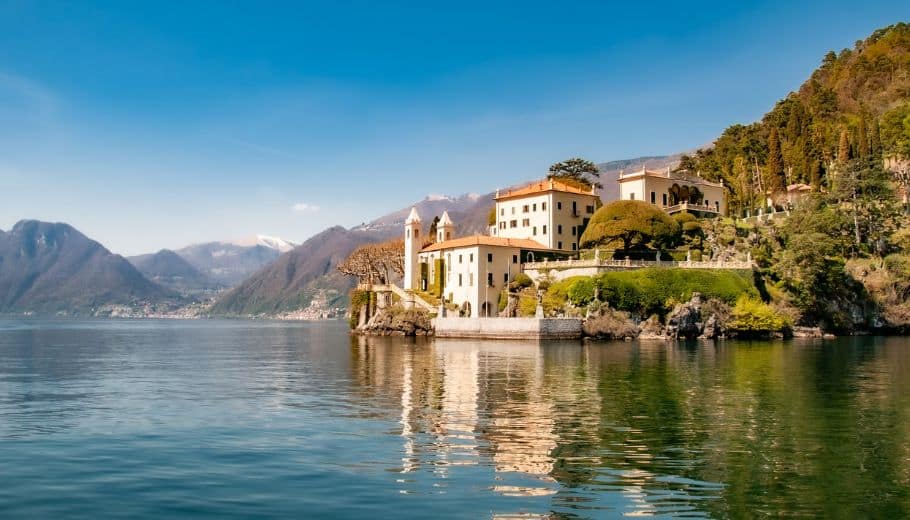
left=727, top=295, right=791, bottom=332
left=510, top=273, right=534, bottom=290
left=349, top=290, right=372, bottom=328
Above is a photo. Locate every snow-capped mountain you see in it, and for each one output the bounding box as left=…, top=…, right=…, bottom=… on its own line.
left=229, top=235, right=297, bottom=253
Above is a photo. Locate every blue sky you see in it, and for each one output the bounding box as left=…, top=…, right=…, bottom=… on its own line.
left=0, top=1, right=907, bottom=255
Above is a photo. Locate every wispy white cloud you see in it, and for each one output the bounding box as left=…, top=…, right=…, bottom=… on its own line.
left=0, top=70, right=59, bottom=123
left=292, top=202, right=320, bottom=213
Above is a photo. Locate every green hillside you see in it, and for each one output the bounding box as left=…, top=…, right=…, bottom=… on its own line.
left=682, top=22, right=910, bottom=213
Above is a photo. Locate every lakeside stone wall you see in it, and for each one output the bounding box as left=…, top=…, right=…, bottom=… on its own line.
left=433, top=317, right=583, bottom=340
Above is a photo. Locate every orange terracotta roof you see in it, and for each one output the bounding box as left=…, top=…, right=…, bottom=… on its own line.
left=420, top=235, right=551, bottom=253
left=495, top=179, right=597, bottom=200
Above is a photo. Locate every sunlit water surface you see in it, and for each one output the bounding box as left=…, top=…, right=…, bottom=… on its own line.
left=1, top=319, right=908, bottom=518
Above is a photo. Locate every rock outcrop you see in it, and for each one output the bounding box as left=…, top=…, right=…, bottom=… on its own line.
left=357, top=306, right=433, bottom=336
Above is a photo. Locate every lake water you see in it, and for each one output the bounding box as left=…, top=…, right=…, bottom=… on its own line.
left=0, top=319, right=908, bottom=518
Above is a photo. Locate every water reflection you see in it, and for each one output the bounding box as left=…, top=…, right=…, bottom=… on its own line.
left=351, top=335, right=910, bottom=517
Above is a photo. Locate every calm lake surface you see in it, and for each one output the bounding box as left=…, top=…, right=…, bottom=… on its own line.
left=0, top=319, right=908, bottom=518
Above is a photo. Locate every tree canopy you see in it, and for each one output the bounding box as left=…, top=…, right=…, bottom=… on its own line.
left=579, top=200, right=681, bottom=251
left=547, top=157, right=602, bottom=189
left=678, top=23, right=910, bottom=216
left=337, top=239, right=404, bottom=284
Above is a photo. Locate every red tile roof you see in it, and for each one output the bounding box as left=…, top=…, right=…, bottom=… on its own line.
left=420, top=235, right=551, bottom=253
left=495, top=179, right=597, bottom=201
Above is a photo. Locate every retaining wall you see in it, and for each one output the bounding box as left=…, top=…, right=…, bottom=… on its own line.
left=433, top=317, right=583, bottom=340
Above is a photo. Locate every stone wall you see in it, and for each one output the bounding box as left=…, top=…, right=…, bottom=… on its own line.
left=433, top=317, right=583, bottom=340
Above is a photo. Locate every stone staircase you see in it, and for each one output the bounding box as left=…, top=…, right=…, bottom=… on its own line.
left=357, top=283, right=436, bottom=312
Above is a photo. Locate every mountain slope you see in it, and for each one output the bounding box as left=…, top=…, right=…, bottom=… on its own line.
left=175, top=242, right=285, bottom=287
left=685, top=22, right=910, bottom=211
left=0, top=220, right=175, bottom=314
left=210, top=226, right=382, bottom=315
left=128, top=249, right=221, bottom=293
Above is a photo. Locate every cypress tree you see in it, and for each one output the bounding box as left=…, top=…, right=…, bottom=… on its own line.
left=766, top=127, right=786, bottom=194
left=838, top=128, right=851, bottom=163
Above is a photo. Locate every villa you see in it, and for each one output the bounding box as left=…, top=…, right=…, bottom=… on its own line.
left=401, top=173, right=731, bottom=318
left=617, top=167, right=727, bottom=217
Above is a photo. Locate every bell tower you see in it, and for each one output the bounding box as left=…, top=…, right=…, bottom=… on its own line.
left=437, top=210, right=455, bottom=242
left=404, top=207, right=422, bottom=290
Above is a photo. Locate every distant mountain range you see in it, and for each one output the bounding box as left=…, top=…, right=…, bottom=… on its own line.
left=0, top=155, right=680, bottom=316
left=0, top=220, right=177, bottom=315
left=127, top=249, right=221, bottom=294
left=206, top=154, right=683, bottom=316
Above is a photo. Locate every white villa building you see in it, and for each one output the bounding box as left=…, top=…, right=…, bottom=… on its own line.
left=404, top=179, right=598, bottom=317
left=618, top=167, right=727, bottom=217
left=402, top=174, right=730, bottom=318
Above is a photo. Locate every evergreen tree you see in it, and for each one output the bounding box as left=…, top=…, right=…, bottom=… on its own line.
left=765, top=127, right=786, bottom=195
left=838, top=128, right=852, bottom=163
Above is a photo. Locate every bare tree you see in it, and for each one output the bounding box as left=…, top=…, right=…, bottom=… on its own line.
left=337, top=239, right=404, bottom=284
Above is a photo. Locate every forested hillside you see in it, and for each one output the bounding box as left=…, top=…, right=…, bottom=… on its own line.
left=682, top=22, right=910, bottom=213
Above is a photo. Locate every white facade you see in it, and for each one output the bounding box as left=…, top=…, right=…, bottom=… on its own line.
left=617, top=168, right=727, bottom=216
left=490, top=180, right=600, bottom=252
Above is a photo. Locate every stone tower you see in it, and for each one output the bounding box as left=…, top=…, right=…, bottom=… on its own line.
left=437, top=210, right=455, bottom=243
left=404, top=207, right=422, bottom=290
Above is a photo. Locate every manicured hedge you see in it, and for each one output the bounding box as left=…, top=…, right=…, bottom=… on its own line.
left=545, top=268, right=757, bottom=316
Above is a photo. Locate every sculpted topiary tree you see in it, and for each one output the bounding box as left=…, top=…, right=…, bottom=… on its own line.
left=580, top=200, right=681, bottom=251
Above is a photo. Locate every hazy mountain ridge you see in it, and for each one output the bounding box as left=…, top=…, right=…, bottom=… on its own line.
left=128, top=249, right=222, bottom=294
left=209, top=226, right=383, bottom=316
left=0, top=220, right=177, bottom=314
left=174, top=242, right=286, bottom=287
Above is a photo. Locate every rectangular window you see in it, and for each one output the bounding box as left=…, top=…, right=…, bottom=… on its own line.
left=458, top=274, right=463, bottom=286
left=510, top=220, right=517, bottom=228
left=558, top=241, right=563, bottom=249
left=499, top=222, right=506, bottom=229
left=469, top=253, right=473, bottom=262
left=512, top=255, right=518, bottom=264
left=650, top=192, right=656, bottom=204
left=542, top=225, right=547, bottom=234
left=500, top=208, right=505, bottom=216
left=487, top=272, right=493, bottom=287
left=557, top=201, right=562, bottom=210
left=487, top=253, right=493, bottom=262
left=458, top=255, right=463, bottom=264
left=522, top=218, right=530, bottom=226
left=571, top=226, right=576, bottom=236
left=572, top=243, right=577, bottom=251
left=558, top=224, right=563, bottom=235
left=629, top=193, right=635, bottom=200
left=512, top=207, right=516, bottom=215
left=469, top=273, right=474, bottom=286
left=542, top=202, right=547, bottom=210
left=662, top=193, right=668, bottom=206
left=586, top=205, right=595, bottom=214
left=532, top=226, right=537, bottom=235
left=532, top=203, right=537, bottom=211
left=447, top=254, right=451, bottom=272
left=522, top=205, right=529, bottom=213
left=503, top=273, right=509, bottom=283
